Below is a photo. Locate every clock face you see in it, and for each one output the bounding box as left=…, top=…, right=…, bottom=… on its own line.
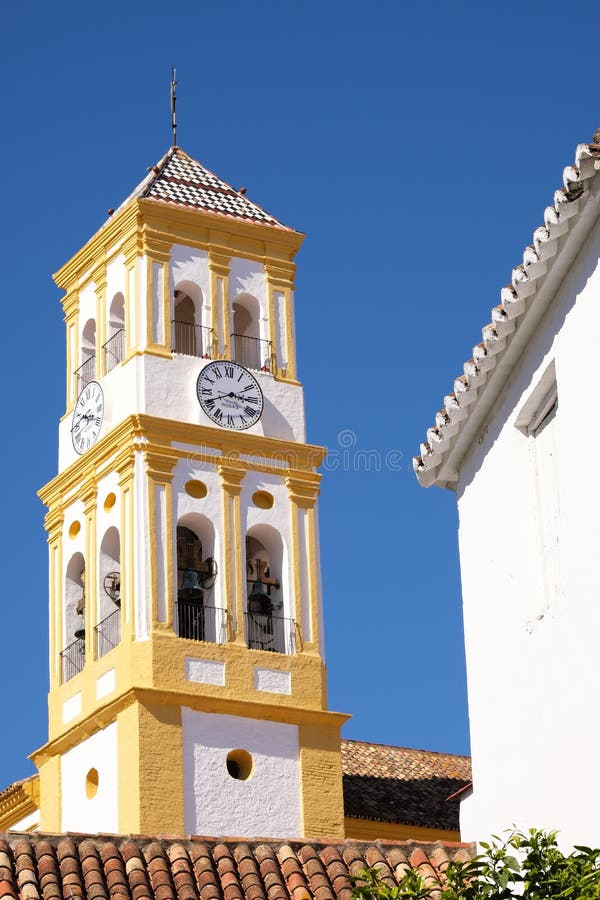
left=196, top=361, right=263, bottom=430
left=71, top=381, right=105, bottom=455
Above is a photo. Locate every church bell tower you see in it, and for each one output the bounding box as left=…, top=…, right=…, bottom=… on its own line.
left=34, top=147, right=348, bottom=838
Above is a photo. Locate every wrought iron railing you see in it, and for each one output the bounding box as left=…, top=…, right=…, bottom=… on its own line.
left=60, top=637, right=85, bottom=683
left=74, top=356, right=96, bottom=397
left=171, top=321, right=213, bottom=358
left=177, top=601, right=227, bottom=643
left=245, top=612, right=295, bottom=654
left=95, top=608, right=121, bottom=658
left=231, top=334, right=272, bottom=372
left=102, top=329, right=125, bottom=373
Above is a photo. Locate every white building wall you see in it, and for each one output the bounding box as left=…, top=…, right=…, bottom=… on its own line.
left=61, top=721, right=118, bottom=833
left=182, top=708, right=301, bottom=838
left=457, top=213, right=600, bottom=848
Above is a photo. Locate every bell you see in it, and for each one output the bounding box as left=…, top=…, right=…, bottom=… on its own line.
left=179, top=569, right=204, bottom=603
left=248, top=580, right=271, bottom=615
left=74, top=601, right=85, bottom=641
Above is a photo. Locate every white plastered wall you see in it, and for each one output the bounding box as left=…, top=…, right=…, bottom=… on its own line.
left=170, top=245, right=211, bottom=333
left=229, top=257, right=269, bottom=343
left=457, top=212, right=600, bottom=848
left=182, top=708, right=301, bottom=838
left=61, top=721, right=118, bottom=833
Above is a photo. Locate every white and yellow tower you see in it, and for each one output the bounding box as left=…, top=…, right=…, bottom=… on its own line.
left=34, top=147, right=348, bottom=838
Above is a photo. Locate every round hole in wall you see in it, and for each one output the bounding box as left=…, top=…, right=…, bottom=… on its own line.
left=252, top=491, right=274, bottom=510
left=85, top=768, right=99, bottom=799
left=185, top=479, right=208, bottom=499
left=226, top=749, right=254, bottom=781
left=104, top=492, right=117, bottom=512
left=68, top=520, right=81, bottom=539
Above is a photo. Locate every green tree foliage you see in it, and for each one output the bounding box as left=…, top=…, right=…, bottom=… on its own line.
left=350, top=830, right=600, bottom=900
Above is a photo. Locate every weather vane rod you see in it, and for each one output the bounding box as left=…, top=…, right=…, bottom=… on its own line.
left=170, top=66, right=177, bottom=146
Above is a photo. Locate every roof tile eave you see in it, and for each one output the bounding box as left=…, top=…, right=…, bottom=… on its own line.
left=413, top=135, right=600, bottom=488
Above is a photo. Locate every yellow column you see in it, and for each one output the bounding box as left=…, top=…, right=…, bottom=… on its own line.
left=299, top=721, right=345, bottom=838
left=81, top=481, right=98, bottom=662
left=123, top=234, right=140, bottom=358
left=93, top=265, right=107, bottom=378
left=145, top=446, right=178, bottom=628
left=115, top=450, right=136, bottom=641
left=143, top=234, right=172, bottom=355
left=63, top=291, right=79, bottom=408
left=218, top=460, right=246, bottom=643
left=265, top=260, right=297, bottom=381
left=209, top=252, right=230, bottom=358
left=45, top=504, right=64, bottom=689
left=285, top=473, right=322, bottom=654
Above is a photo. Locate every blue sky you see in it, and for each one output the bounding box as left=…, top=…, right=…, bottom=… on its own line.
left=0, top=0, right=598, bottom=785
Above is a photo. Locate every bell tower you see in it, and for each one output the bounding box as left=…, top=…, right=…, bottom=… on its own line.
left=34, top=147, right=348, bottom=838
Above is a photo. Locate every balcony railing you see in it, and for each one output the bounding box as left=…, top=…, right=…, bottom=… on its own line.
left=103, top=329, right=125, bottom=373
left=60, top=637, right=85, bottom=683
left=171, top=321, right=213, bottom=358
left=74, top=355, right=96, bottom=397
left=245, top=612, right=295, bottom=654
left=231, top=334, right=272, bottom=372
left=95, top=608, right=121, bottom=658
left=177, top=601, right=227, bottom=643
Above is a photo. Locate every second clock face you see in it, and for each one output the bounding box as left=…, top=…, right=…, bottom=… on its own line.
left=196, top=361, right=264, bottom=430
left=72, top=381, right=104, bottom=455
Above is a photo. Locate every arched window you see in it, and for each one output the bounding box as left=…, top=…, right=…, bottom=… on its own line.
left=97, top=527, right=121, bottom=657
left=176, top=520, right=220, bottom=642
left=172, top=282, right=210, bottom=357
left=62, top=552, right=86, bottom=682
left=104, top=293, right=125, bottom=372
left=76, top=318, right=96, bottom=395
left=245, top=527, right=292, bottom=653
left=232, top=293, right=270, bottom=371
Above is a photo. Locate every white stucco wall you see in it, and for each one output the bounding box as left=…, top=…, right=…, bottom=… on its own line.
left=182, top=708, right=301, bottom=837
left=61, top=721, right=118, bottom=833
left=456, top=212, right=600, bottom=848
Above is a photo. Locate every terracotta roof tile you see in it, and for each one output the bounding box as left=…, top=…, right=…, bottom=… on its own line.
left=0, top=836, right=473, bottom=900
left=111, top=147, right=291, bottom=231
left=341, top=740, right=471, bottom=831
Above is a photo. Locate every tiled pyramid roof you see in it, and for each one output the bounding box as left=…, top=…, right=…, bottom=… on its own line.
left=0, top=833, right=474, bottom=900
left=116, top=147, right=289, bottom=229
left=341, top=741, right=471, bottom=830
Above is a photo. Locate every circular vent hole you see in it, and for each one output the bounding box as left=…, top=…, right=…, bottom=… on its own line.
left=226, top=749, right=253, bottom=781
left=252, top=491, right=274, bottom=509
left=68, top=520, right=81, bottom=539
left=185, top=480, right=208, bottom=499
left=85, top=768, right=99, bottom=799
left=104, top=492, right=117, bottom=511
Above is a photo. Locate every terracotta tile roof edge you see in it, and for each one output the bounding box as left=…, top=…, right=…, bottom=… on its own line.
left=413, top=133, right=600, bottom=489
left=342, top=738, right=470, bottom=760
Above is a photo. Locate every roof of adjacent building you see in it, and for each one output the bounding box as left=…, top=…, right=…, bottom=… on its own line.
left=0, top=833, right=474, bottom=900
left=113, top=146, right=291, bottom=230
left=341, top=740, right=471, bottom=831
left=413, top=130, right=600, bottom=489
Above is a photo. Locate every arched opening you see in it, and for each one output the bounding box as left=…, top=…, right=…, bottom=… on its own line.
left=172, top=282, right=209, bottom=357
left=63, top=552, right=86, bottom=682
left=76, top=318, right=96, bottom=395
left=245, top=526, right=292, bottom=653
left=104, top=293, right=125, bottom=372
left=176, top=518, right=220, bottom=642
left=97, top=527, right=121, bottom=657
left=232, top=293, right=269, bottom=371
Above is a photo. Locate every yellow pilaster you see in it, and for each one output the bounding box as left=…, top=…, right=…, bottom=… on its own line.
left=93, top=265, right=107, bottom=378
left=143, top=234, right=172, bottom=356
left=82, top=481, right=98, bottom=662
left=299, top=721, right=345, bottom=838
left=218, top=460, right=246, bottom=643
left=266, top=261, right=297, bottom=381
left=209, top=252, right=230, bottom=357
left=38, top=754, right=61, bottom=832
left=286, top=473, right=322, bottom=653
left=45, top=505, right=64, bottom=689
left=115, top=451, right=136, bottom=640
left=145, top=446, right=178, bottom=628
left=117, top=699, right=183, bottom=834
left=123, top=234, right=140, bottom=357
left=63, top=291, right=78, bottom=409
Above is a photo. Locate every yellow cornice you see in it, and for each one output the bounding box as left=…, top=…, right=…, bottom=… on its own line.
left=32, top=687, right=349, bottom=766
left=39, top=414, right=326, bottom=513
left=0, top=776, right=40, bottom=831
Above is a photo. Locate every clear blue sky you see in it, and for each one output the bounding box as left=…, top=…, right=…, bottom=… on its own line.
left=0, top=0, right=598, bottom=786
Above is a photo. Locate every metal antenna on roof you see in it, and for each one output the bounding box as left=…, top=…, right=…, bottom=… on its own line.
left=170, top=66, right=178, bottom=147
